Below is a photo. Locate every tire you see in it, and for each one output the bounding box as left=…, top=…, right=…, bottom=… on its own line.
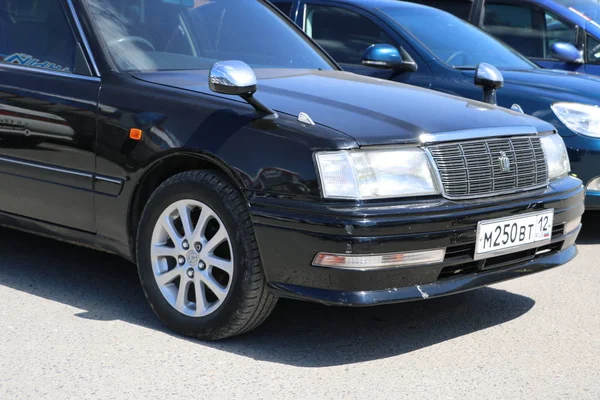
left=136, top=170, right=277, bottom=340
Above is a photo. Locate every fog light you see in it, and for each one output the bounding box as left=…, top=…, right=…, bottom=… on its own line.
left=587, top=177, right=600, bottom=192
left=565, top=216, right=582, bottom=234
left=312, top=249, right=446, bottom=270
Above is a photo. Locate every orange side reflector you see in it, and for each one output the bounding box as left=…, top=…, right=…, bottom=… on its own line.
left=129, top=128, right=143, bottom=140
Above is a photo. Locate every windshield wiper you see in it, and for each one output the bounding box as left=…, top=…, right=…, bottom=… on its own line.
left=453, top=66, right=476, bottom=70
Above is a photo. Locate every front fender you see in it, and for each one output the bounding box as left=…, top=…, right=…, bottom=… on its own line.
left=94, top=74, right=356, bottom=252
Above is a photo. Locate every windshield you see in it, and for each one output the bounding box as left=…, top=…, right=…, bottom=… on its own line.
left=555, top=0, right=600, bottom=23
left=381, top=6, right=536, bottom=69
left=82, top=0, right=335, bottom=72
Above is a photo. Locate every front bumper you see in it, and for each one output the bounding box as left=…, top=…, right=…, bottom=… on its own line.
left=271, top=243, right=577, bottom=305
left=249, top=176, right=584, bottom=306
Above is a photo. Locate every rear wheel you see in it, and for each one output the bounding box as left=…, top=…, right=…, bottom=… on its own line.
left=136, top=170, right=277, bottom=340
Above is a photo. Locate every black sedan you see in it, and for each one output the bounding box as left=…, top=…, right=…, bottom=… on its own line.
left=0, top=0, right=583, bottom=339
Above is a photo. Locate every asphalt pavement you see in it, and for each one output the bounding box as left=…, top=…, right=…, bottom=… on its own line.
left=0, top=214, right=599, bottom=399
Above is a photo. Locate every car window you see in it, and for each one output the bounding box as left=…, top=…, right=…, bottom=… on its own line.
left=483, top=4, right=577, bottom=60
left=273, top=2, right=293, bottom=17
left=544, top=12, right=577, bottom=53
left=483, top=4, right=545, bottom=58
left=83, top=0, right=334, bottom=72
left=304, top=5, right=394, bottom=65
left=0, top=0, right=78, bottom=74
left=587, top=34, right=600, bottom=63
left=383, top=5, right=535, bottom=69
left=553, top=0, right=600, bottom=24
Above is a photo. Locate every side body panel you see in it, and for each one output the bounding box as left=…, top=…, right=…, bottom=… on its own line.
left=0, top=66, right=99, bottom=232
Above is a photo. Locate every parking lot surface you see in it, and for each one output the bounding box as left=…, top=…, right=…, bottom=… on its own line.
left=1, top=215, right=599, bottom=400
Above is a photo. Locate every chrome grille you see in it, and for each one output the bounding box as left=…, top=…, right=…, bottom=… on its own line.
left=428, top=136, right=548, bottom=199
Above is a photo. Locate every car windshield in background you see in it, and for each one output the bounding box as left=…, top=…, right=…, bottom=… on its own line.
left=381, top=6, right=536, bottom=70
left=555, top=0, right=600, bottom=22
left=82, top=0, right=334, bottom=72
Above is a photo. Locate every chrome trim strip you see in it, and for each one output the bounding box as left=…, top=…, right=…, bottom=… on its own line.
left=301, top=4, right=307, bottom=31
left=66, top=0, right=101, bottom=77
left=95, top=175, right=123, bottom=185
left=0, top=63, right=100, bottom=82
left=439, top=182, right=548, bottom=201
left=0, top=156, right=124, bottom=194
left=0, top=156, right=92, bottom=178
left=419, top=126, right=538, bottom=144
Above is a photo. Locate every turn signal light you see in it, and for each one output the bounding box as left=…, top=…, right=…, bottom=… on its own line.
left=312, top=249, right=446, bottom=270
left=129, top=128, right=143, bottom=140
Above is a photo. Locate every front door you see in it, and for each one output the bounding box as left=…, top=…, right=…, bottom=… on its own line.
left=0, top=0, right=99, bottom=232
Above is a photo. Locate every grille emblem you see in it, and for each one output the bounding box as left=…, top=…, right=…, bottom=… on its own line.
left=498, top=151, right=511, bottom=172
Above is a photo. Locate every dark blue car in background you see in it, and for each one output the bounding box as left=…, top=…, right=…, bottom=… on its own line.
left=274, top=0, right=600, bottom=208
left=404, top=0, right=600, bottom=75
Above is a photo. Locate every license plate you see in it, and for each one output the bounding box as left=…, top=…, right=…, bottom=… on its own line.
left=474, top=210, right=554, bottom=260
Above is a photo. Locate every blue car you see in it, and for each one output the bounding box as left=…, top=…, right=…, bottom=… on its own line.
left=273, top=0, right=600, bottom=208
left=404, top=0, right=600, bottom=75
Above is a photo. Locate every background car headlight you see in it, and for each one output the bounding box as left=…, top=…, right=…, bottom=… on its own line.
left=315, top=149, right=439, bottom=199
left=551, top=102, right=600, bottom=137
left=540, top=134, right=570, bottom=180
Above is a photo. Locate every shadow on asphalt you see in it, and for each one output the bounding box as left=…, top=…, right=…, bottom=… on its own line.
left=576, top=212, right=600, bottom=245
left=0, top=226, right=536, bottom=367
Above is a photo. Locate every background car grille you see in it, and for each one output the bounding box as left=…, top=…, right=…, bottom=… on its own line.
left=428, top=136, right=548, bottom=199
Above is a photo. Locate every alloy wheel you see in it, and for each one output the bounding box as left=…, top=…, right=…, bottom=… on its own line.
left=150, top=199, right=234, bottom=317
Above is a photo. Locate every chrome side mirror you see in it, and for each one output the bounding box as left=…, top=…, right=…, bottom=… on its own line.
left=474, top=63, right=504, bottom=105
left=550, top=42, right=583, bottom=64
left=209, top=60, right=258, bottom=96
left=209, top=60, right=277, bottom=118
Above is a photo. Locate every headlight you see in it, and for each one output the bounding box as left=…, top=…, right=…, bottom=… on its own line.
left=551, top=102, right=600, bottom=137
left=315, top=149, right=439, bottom=199
left=540, top=134, right=570, bottom=180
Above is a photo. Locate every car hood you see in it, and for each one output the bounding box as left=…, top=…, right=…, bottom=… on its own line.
left=464, top=68, right=600, bottom=101
left=133, top=69, right=554, bottom=146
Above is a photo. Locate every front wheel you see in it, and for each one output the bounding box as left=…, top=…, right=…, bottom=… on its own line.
left=136, top=170, right=277, bottom=340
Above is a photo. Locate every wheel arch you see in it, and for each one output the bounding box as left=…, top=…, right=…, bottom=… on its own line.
left=128, top=151, right=247, bottom=261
